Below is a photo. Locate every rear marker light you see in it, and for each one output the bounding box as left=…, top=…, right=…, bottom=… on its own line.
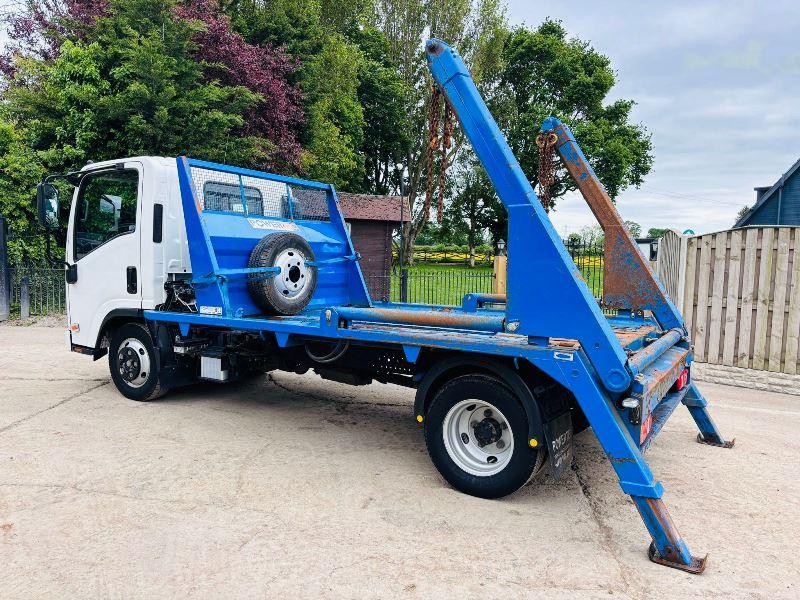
left=675, top=368, right=689, bottom=391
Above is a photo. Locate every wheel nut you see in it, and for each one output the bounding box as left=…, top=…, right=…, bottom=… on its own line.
left=496, top=440, right=505, bottom=449
left=484, top=409, right=492, bottom=417
left=470, top=420, right=478, bottom=428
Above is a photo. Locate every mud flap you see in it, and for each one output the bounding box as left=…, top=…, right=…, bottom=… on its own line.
left=543, top=411, right=573, bottom=479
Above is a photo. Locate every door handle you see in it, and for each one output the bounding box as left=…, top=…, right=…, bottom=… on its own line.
left=127, top=266, right=137, bottom=294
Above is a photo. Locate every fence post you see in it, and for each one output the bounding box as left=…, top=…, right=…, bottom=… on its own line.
left=400, top=268, right=408, bottom=303
left=492, top=239, right=507, bottom=295
left=20, top=276, right=30, bottom=321
left=0, top=215, right=9, bottom=322
left=676, top=233, right=689, bottom=315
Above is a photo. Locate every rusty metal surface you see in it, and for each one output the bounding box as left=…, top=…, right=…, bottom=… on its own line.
left=337, top=306, right=505, bottom=332
left=696, top=433, right=736, bottom=449
left=613, top=324, right=657, bottom=349
left=648, top=542, right=708, bottom=574
left=550, top=323, right=656, bottom=351
left=549, top=122, right=680, bottom=325
left=627, top=328, right=683, bottom=376
left=633, top=345, right=689, bottom=414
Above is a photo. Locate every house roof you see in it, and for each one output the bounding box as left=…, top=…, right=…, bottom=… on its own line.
left=337, top=193, right=411, bottom=223
left=735, top=156, right=800, bottom=227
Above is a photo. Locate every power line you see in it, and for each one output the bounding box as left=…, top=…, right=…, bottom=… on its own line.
left=636, top=188, right=746, bottom=207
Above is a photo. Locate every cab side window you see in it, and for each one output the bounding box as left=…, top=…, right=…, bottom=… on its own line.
left=74, top=169, right=139, bottom=260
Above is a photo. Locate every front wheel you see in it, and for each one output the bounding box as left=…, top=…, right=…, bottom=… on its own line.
left=109, top=322, right=169, bottom=401
left=424, top=374, right=545, bottom=499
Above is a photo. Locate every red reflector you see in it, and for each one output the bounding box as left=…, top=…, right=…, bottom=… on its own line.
left=675, top=368, right=689, bottom=391
left=640, top=413, right=653, bottom=445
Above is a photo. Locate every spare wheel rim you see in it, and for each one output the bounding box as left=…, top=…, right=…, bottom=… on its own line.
left=273, top=248, right=311, bottom=300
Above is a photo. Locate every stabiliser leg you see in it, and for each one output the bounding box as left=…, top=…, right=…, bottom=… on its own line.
left=556, top=356, right=708, bottom=573
left=683, top=383, right=735, bottom=448
left=634, top=497, right=708, bottom=574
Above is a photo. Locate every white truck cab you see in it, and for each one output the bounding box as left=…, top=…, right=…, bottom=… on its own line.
left=55, top=157, right=189, bottom=350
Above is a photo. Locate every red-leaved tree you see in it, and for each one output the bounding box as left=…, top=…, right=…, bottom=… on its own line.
left=176, top=0, right=303, bottom=170
left=1, top=0, right=303, bottom=171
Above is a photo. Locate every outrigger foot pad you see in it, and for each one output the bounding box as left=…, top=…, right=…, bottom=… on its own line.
left=648, top=542, right=708, bottom=574
left=696, top=433, right=735, bottom=449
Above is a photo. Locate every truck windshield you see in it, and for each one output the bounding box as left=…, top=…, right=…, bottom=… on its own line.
left=74, top=169, right=139, bottom=260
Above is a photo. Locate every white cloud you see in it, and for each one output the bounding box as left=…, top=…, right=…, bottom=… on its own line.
left=506, top=0, right=799, bottom=234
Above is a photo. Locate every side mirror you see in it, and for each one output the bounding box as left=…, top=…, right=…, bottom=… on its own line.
left=36, top=182, right=60, bottom=230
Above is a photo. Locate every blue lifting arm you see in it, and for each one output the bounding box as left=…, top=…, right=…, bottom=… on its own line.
left=425, top=39, right=631, bottom=393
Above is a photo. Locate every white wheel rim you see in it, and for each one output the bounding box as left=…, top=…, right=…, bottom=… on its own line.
left=117, top=338, right=151, bottom=389
left=273, top=248, right=311, bottom=300
left=442, top=399, right=515, bottom=477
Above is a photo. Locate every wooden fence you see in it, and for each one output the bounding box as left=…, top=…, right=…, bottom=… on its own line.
left=657, top=227, right=800, bottom=374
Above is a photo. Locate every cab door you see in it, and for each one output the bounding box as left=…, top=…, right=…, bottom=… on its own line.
left=66, top=163, right=143, bottom=348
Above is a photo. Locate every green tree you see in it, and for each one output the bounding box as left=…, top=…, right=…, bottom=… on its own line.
left=351, top=26, right=412, bottom=194
left=0, top=119, right=48, bottom=262
left=4, top=0, right=266, bottom=175
left=647, top=227, right=668, bottom=238
left=372, top=0, right=508, bottom=263
left=624, top=220, right=642, bottom=238
left=566, top=232, right=582, bottom=247
left=734, top=205, right=751, bottom=225
left=446, top=170, right=485, bottom=266
left=224, top=0, right=381, bottom=191
left=494, top=21, right=653, bottom=209
left=300, top=33, right=366, bottom=189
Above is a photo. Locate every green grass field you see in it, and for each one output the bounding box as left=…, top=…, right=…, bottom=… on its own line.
left=374, top=258, right=603, bottom=306
left=389, top=264, right=494, bottom=305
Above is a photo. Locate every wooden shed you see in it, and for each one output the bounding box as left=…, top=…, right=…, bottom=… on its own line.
left=337, top=193, right=410, bottom=301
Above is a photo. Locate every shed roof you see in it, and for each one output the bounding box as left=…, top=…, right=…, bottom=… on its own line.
left=337, top=193, right=411, bottom=223
left=735, top=156, right=800, bottom=227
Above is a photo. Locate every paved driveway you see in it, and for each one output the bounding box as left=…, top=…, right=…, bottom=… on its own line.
left=1, top=326, right=797, bottom=599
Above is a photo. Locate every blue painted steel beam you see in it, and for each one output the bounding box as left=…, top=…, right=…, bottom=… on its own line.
left=627, top=328, right=683, bottom=378
left=176, top=156, right=230, bottom=316
left=336, top=306, right=505, bottom=333
left=425, top=39, right=630, bottom=393
left=552, top=352, right=705, bottom=570
left=640, top=385, right=690, bottom=453
left=187, top=157, right=332, bottom=191
left=683, top=383, right=735, bottom=448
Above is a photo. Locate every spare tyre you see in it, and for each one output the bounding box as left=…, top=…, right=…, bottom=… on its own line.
left=247, top=232, right=317, bottom=315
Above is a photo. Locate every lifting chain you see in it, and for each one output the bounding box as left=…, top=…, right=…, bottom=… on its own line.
left=437, top=100, right=453, bottom=224
left=535, top=131, right=558, bottom=213
left=424, top=84, right=441, bottom=223
left=425, top=84, right=452, bottom=224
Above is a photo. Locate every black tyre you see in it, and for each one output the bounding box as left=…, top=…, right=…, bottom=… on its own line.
left=247, top=233, right=317, bottom=315
left=109, top=322, right=168, bottom=401
left=424, top=374, right=545, bottom=499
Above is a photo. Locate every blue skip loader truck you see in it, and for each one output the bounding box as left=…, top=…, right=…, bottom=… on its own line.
left=36, top=39, right=732, bottom=574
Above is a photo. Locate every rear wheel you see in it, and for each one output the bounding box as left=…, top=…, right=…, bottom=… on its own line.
left=109, top=323, right=168, bottom=401
left=424, top=374, right=545, bottom=499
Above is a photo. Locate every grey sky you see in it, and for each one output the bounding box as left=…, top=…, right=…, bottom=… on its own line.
left=506, top=0, right=800, bottom=236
